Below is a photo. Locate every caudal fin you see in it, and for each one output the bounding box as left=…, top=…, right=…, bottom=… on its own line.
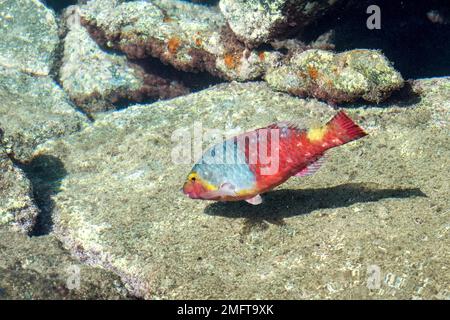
left=326, top=111, right=368, bottom=146
left=308, top=111, right=367, bottom=148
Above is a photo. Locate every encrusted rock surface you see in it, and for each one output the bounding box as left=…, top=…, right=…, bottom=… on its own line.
left=0, top=66, right=89, bottom=161
left=219, top=0, right=345, bottom=46
left=265, top=49, right=404, bottom=104
left=60, top=8, right=189, bottom=114
left=79, top=0, right=281, bottom=81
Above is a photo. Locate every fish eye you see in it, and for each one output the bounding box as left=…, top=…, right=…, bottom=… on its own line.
left=191, top=176, right=196, bottom=181
left=188, top=173, right=197, bottom=181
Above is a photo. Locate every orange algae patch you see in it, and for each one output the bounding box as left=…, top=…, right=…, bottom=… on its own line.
left=307, top=66, right=319, bottom=80
left=195, top=37, right=203, bottom=47
left=167, top=37, right=181, bottom=54
left=224, top=53, right=239, bottom=69
left=258, top=51, right=265, bottom=61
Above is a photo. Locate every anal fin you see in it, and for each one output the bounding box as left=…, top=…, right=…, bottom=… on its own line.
left=245, top=194, right=262, bottom=205
left=295, top=155, right=326, bottom=177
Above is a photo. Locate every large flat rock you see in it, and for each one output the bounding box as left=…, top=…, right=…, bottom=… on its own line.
left=35, top=80, right=449, bottom=299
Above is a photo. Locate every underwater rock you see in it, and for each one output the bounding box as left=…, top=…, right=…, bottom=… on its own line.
left=265, top=49, right=404, bottom=104
left=0, top=0, right=59, bottom=76
left=60, top=12, right=189, bottom=114
left=0, top=67, right=89, bottom=161
left=0, top=141, right=38, bottom=233
left=34, top=80, right=449, bottom=299
left=78, top=0, right=281, bottom=81
left=60, top=20, right=144, bottom=113
left=219, top=0, right=345, bottom=46
left=0, top=227, right=130, bottom=299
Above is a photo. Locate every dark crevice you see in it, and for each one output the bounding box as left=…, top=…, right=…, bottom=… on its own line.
left=48, top=18, right=66, bottom=73
left=112, top=96, right=158, bottom=111
left=13, top=155, right=68, bottom=237
left=300, top=0, right=450, bottom=79
left=181, top=0, right=219, bottom=6
left=41, top=0, right=79, bottom=13
left=131, top=57, right=224, bottom=93
left=110, top=56, right=225, bottom=110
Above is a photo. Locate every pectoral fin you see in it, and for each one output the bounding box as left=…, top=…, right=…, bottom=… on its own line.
left=245, top=194, right=262, bottom=205
left=202, top=182, right=237, bottom=200
left=219, top=182, right=237, bottom=196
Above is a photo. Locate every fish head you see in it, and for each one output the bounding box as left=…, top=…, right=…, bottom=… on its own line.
left=182, top=171, right=217, bottom=199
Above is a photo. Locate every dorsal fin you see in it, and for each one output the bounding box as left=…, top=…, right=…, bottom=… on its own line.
left=294, top=155, right=326, bottom=177
left=266, top=121, right=305, bottom=132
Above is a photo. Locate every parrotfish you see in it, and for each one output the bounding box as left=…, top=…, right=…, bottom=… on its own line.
left=183, top=111, right=367, bottom=205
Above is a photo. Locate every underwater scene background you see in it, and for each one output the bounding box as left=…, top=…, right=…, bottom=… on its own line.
left=0, top=0, right=449, bottom=299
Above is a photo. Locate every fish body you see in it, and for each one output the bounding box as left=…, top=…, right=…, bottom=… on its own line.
left=183, top=111, right=367, bottom=205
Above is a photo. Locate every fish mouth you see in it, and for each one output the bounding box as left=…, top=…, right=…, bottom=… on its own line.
left=182, top=181, right=199, bottom=199
left=182, top=189, right=194, bottom=198
left=183, top=178, right=215, bottom=200
left=184, top=191, right=201, bottom=199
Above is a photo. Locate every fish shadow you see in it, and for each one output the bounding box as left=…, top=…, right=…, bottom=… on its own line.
left=204, top=183, right=426, bottom=222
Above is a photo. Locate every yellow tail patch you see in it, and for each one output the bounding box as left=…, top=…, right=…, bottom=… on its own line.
left=307, top=125, right=328, bottom=142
